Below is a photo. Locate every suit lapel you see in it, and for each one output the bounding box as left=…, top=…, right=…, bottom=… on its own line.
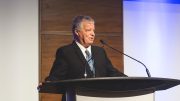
left=71, top=41, right=86, bottom=66
left=91, top=46, right=95, bottom=63
left=91, top=46, right=97, bottom=75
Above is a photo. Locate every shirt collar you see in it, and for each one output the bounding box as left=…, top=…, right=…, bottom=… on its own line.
left=75, top=41, right=91, bottom=57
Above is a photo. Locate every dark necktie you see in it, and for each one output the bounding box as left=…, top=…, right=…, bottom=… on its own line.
left=85, top=50, right=95, bottom=77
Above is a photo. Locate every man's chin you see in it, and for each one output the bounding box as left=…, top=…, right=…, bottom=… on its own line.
left=89, top=42, right=94, bottom=45
left=85, top=42, right=93, bottom=47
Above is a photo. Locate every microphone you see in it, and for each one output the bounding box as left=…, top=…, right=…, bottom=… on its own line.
left=100, top=39, right=151, bottom=77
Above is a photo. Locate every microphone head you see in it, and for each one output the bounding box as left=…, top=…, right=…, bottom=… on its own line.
left=100, top=39, right=106, bottom=44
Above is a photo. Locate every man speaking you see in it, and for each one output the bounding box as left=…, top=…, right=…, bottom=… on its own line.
left=45, top=15, right=127, bottom=81
left=45, top=15, right=127, bottom=101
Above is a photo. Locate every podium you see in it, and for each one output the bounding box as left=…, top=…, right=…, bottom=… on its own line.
left=39, top=77, right=180, bottom=101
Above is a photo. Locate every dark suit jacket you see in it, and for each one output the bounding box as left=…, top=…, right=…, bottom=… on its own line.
left=45, top=41, right=127, bottom=81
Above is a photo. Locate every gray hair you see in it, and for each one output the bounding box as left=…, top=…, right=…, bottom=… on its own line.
left=72, top=15, right=94, bottom=40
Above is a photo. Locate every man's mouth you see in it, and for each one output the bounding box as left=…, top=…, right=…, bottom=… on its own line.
left=90, top=37, right=94, bottom=40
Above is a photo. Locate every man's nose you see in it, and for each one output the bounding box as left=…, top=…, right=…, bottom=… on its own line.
left=91, top=31, right=95, bottom=36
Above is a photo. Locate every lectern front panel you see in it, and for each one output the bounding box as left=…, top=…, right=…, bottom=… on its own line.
left=76, top=93, right=154, bottom=101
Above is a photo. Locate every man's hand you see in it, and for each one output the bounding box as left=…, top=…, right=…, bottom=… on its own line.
left=37, top=83, right=42, bottom=91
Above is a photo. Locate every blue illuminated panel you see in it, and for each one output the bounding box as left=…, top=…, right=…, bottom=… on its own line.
left=124, top=0, right=180, bottom=4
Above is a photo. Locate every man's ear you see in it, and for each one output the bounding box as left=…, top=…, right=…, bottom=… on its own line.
left=75, top=30, right=79, bottom=36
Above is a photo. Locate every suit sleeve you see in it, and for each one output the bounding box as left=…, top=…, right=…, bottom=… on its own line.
left=102, top=49, right=128, bottom=77
left=45, top=48, right=69, bottom=81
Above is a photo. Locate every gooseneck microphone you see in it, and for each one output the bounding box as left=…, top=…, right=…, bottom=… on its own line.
left=100, top=39, right=151, bottom=77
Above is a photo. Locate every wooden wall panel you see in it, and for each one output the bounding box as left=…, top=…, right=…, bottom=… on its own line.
left=39, top=0, right=123, bottom=101
left=40, top=0, right=123, bottom=33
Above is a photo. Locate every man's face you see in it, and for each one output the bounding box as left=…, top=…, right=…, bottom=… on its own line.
left=76, top=20, right=95, bottom=48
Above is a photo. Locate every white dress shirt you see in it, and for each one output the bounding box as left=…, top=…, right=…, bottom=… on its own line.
left=75, top=41, right=92, bottom=58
